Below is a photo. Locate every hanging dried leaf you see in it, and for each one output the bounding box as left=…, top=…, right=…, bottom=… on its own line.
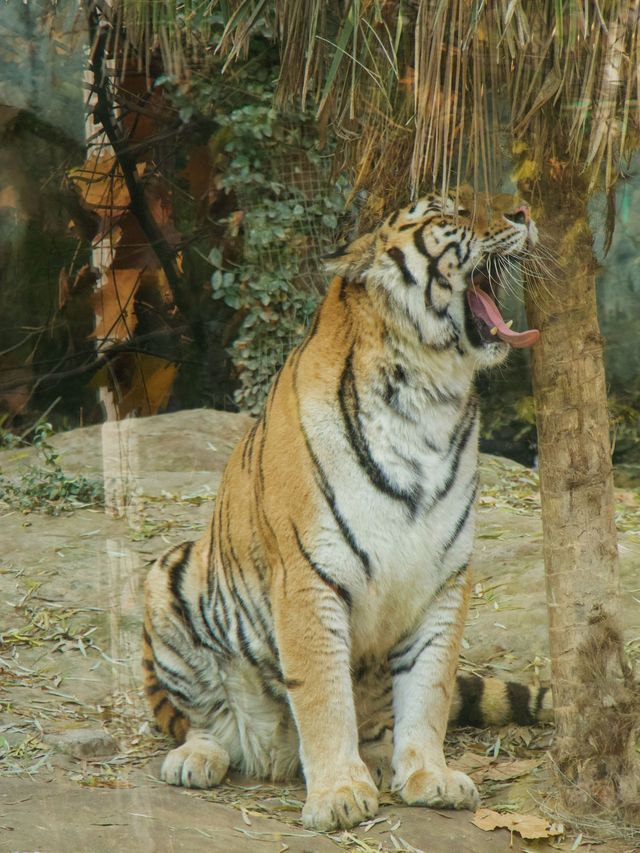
left=69, top=155, right=130, bottom=214
left=90, top=268, right=141, bottom=344
left=114, top=353, right=178, bottom=418
left=179, top=145, right=218, bottom=220
left=58, top=264, right=98, bottom=311
left=0, top=355, right=33, bottom=420
left=0, top=185, right=19, bottom=209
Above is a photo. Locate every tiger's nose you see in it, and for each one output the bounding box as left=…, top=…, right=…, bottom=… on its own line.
left=504, top=205, right=530, bottom=226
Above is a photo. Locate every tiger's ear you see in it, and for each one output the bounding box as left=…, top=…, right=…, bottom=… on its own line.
left=323, top=232, right=377, bottom=280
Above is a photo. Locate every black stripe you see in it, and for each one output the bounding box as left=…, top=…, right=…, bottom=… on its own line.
left=506, top=681, right=536, bottom=725
left=198, top=593, right=232, bottom=655
left=154, top=672, right=194, bottom=707
left=292, top=523, right=352, bottom=610
left=388, top=635, right=418, bottom=662
left=145, top=682, right=163, bottom=696
left=235, top=612, right=263, bottom=670
left=168, top=542, right=204, bottom=648
left=249, top=408, right=287, bottom=595
left=267, top=368, right=283, bottom=412
left=398, top=222, right=416, bottom=231
left=442, top=481, right=478, bottom=552
left=221, top=497, right=275, bottom=655
left=360, top=726, right=389, bottom=745
left=242, top=419, right=259, bottom=470
left=292, top=358, right=372, bottom=579
left=433, top=560, right=469, bottom=599
left=413, top=225, right=431, bottom=259
left=390, top=632, right=442, bottom=676
left=339, top=349, right=421, bottom=518
left=436, top=239, right=468, bottom=264
left=387, top=246, right=417, bottom=285
left=153, top=696, right=169, bottom=715
left=387, top=211, right=400, bottom=226
left=324, top=244, right=348, bottom=259
left=429, top=401, right=478, bottom=505
left=153, top=654, right=195, bottom=688
left=455, top=674, right=485, bottom=726
left=227, top=542, right=278, bottom=659
left=413, top=227, right=462, bottom=316
left=424, top=383, right=463, bottom=407
left=215, top=576, right=232, bottom=633
left=447, top=395, right=475, bottom=451
left=219, top=503, right=253, bottom=618
left=294, top=309, right=321, bottom=361
left=168, top=711, right=185, bottom=740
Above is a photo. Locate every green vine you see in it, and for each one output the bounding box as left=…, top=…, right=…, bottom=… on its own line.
left=210, top=96, right=349, bottom=411
left=165, top=30, right=351, bottom=413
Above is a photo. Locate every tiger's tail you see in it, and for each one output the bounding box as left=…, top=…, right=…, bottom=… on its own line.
left=451, top=674, right=553, bottom=728
left=142, top=617, right=189, bottom=743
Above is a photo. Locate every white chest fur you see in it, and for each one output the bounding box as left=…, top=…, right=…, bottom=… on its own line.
left=304, top=352, right=480, bottom=661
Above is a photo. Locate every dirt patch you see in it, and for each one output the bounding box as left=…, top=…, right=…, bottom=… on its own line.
left=2, top=410, right=639, bottom=852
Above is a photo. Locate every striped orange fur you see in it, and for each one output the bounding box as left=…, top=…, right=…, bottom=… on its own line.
left=143, top=190, right=551, bottom=830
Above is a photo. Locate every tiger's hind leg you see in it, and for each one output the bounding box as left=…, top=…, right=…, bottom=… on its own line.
left=354, top=660, right=393, bottom=790
left=144, top=541, right=232, bottom=790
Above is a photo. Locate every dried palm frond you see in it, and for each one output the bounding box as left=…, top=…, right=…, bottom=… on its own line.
left=110, top=1, right=640, bottom=201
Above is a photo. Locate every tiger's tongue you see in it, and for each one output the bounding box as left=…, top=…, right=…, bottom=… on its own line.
left=467, top=287, right=540, bottom=349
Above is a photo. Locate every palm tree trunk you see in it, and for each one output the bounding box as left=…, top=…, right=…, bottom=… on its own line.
left=525, top=176, right=640, bottom=818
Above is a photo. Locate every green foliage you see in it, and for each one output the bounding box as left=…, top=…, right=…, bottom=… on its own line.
left=168, top=41, right=351, bottom=413
left=610, top=395, right=640, bottom=462
left=0, top=424, right=104, bottom=515
left=211, top=103, right=349, bottom=411
left=481, top=395, right=537, bottom=449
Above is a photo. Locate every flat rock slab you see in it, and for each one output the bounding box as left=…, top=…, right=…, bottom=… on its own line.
left=44, top=728, right=118, bottom=758
left=0, top=778, right=554, bottom=853
left=2, top=408, right=638, bottom=853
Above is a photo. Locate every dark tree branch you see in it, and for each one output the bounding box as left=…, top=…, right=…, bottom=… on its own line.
left=85, top=3, right=190, bottom=320
left=0, top=325, right=192, bottom=392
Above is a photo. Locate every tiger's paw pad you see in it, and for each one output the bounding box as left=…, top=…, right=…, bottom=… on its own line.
left=160, top=736, right=229, bottom=789
left=396, top=767, right=479, bottom=810
left=302, top=779, right=379, bottom=831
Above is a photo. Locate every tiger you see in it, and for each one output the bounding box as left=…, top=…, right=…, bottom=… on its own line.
left=142, top=188, right=552, bottom=832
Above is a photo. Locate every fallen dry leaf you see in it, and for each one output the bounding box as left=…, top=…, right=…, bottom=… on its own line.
left=452, top=752, right=541, bottom=783
left=484, top=758, right=541, bottom=782
left=472, top=808, right=564, bottom=840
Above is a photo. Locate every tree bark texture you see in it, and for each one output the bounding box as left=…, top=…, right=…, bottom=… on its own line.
left=525, top=180, right=639, bottom=818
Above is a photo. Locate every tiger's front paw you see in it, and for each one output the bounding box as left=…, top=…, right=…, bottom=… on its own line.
left=395, top=766, right=479, bottom=810
left=302, top=776, right=379, bottom=831
left=161, top=734, right=229, bottom=789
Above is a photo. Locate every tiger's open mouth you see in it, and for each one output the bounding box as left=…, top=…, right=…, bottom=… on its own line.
left=465, top=259, right=540, bottom=349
